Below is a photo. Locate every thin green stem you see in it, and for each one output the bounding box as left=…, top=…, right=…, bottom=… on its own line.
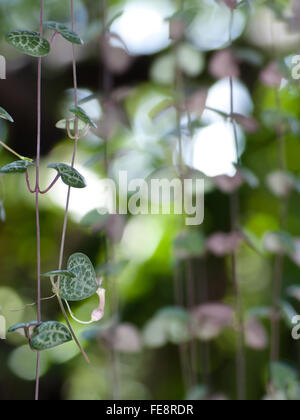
left=175, top=45, right=184, bottom=175
left=55, top=0, right=88, bottom=363
left=34, top=0, right=44, bottom=401
left=229, top=76, right=241, bottom=166
left=186, top=260, right=198, bottom=388
left=58, top=0, right=79, bottom=272
left=173, top=29, right=196, bottom=393
left=0, top=140, right=31, bottom=161
left=270, top=90, right=288, bottom=362
left=56, top=295, right=90, bottom=363
left=39, top=174, right=60, bottom=194
left=269, top=21, right=288, bottom=364
left=229, top=10, right=246, bottom=399
left=230, top=78, right=246, bottom=402
left=100, top=0, right=120, bottom=400
left=26, top=170, right=35, bottom=194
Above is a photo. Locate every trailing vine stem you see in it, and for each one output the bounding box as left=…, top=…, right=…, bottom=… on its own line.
left=100, top=0, right=120, bottom=400
left=50, top=31, right=59, bottom=45
left=229, top=77, right=246, bottom=400
left=39, top=174, right=60, bottom=194
left=26, top=170, right=60, bottom=195
left=269, top=20, right=288, bottom=364
left=20, top=0, right=98, bottom=369
left=21, top=0, right=92, bottom=365
left=57, top=294, right=90, bottom=363
left=26, top=170, right=35, bottom=194
left=173, top=27, right=193, bottom=394
left=58, top=0, right=79, bottom=274
left=270, top=75, right=288, bottom=364
left=229, top=185, right=246, bottom=401
left=172, top=0, right=201, bottom=391
left=53, top=0, right=90, bottom=364
left=229, top=8, right=246, bottom=401
left=34, top=0, right=44, bottom=402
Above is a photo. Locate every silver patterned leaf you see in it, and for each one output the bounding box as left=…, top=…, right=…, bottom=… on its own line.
left=6, top=31, right=50, bottom=57
left=60, top=30, right=83, bottom=45
left=44, top=21, right=83, bottom=45
left=48, top=163, right=86, bottom=188
left=60, top=253, right=98, bottom=301
left=0, top=160, right=34, bottom=174
left=30, top=321, right=72, bottom=351
left=69, top=105, right=97, bottom=128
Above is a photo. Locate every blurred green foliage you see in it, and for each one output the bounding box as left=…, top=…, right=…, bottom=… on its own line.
left=1, top=0, right=300, bottom=401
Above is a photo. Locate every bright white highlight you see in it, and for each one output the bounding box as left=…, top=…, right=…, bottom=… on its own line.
left=48, top=166, right=114, bottom=221
left=77, top=89, right=102, bottom=121
left=203, top=78, right=253, bottom=124
left=187, top=0, right=246, bottom=51
left=111, top=0, right=174, bottom=55
left=189, top=78, right=251, bottom=177
left=192, top=121, right=244, bottom=177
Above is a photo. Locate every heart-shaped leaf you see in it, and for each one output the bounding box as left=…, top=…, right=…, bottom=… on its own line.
left=69, top=106, right=97, bottom=128
left=44, top=21, right=83, bottom=45
left=48, top=163, right=86, bottom=188
left=0, top=107, right=14, bottom=123
left=42, top=270, right=76, bottom=279
left=0, top=160, right=34, bottom=174
left=6, top=31, right=50, bottom=57
left=30, top=321, right=72, bottom=351
left=60, top=253, right=98, bottom=301
left=60, top=29, right=83, bottom=45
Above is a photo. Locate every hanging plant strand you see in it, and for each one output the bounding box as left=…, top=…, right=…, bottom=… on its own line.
left=34, top=0, right=44, bottom=401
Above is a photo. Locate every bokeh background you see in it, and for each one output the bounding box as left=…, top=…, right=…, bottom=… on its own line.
left=1, top=0, right=300, bottom=400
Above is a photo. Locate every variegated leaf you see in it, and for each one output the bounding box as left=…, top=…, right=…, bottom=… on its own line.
left=48, top=163, right=86, bottom=188
left=60, top=29, right=83, bottom=45
left=6, top=31, right=50, bottom=57
left=69, top=105, right=97, bottom=128
left=0, top=160, right=34, bottom=174
left=60, top=253, right=98, bottom=301
left=30, top=321, right=72, bottom=351
left=44, top=21, right=83, bottom=45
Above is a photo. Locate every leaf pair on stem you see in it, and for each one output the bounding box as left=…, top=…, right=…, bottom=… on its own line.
left=9, top=253, right=105, bottom=352
left=5, top=21, right=83, bottom=58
